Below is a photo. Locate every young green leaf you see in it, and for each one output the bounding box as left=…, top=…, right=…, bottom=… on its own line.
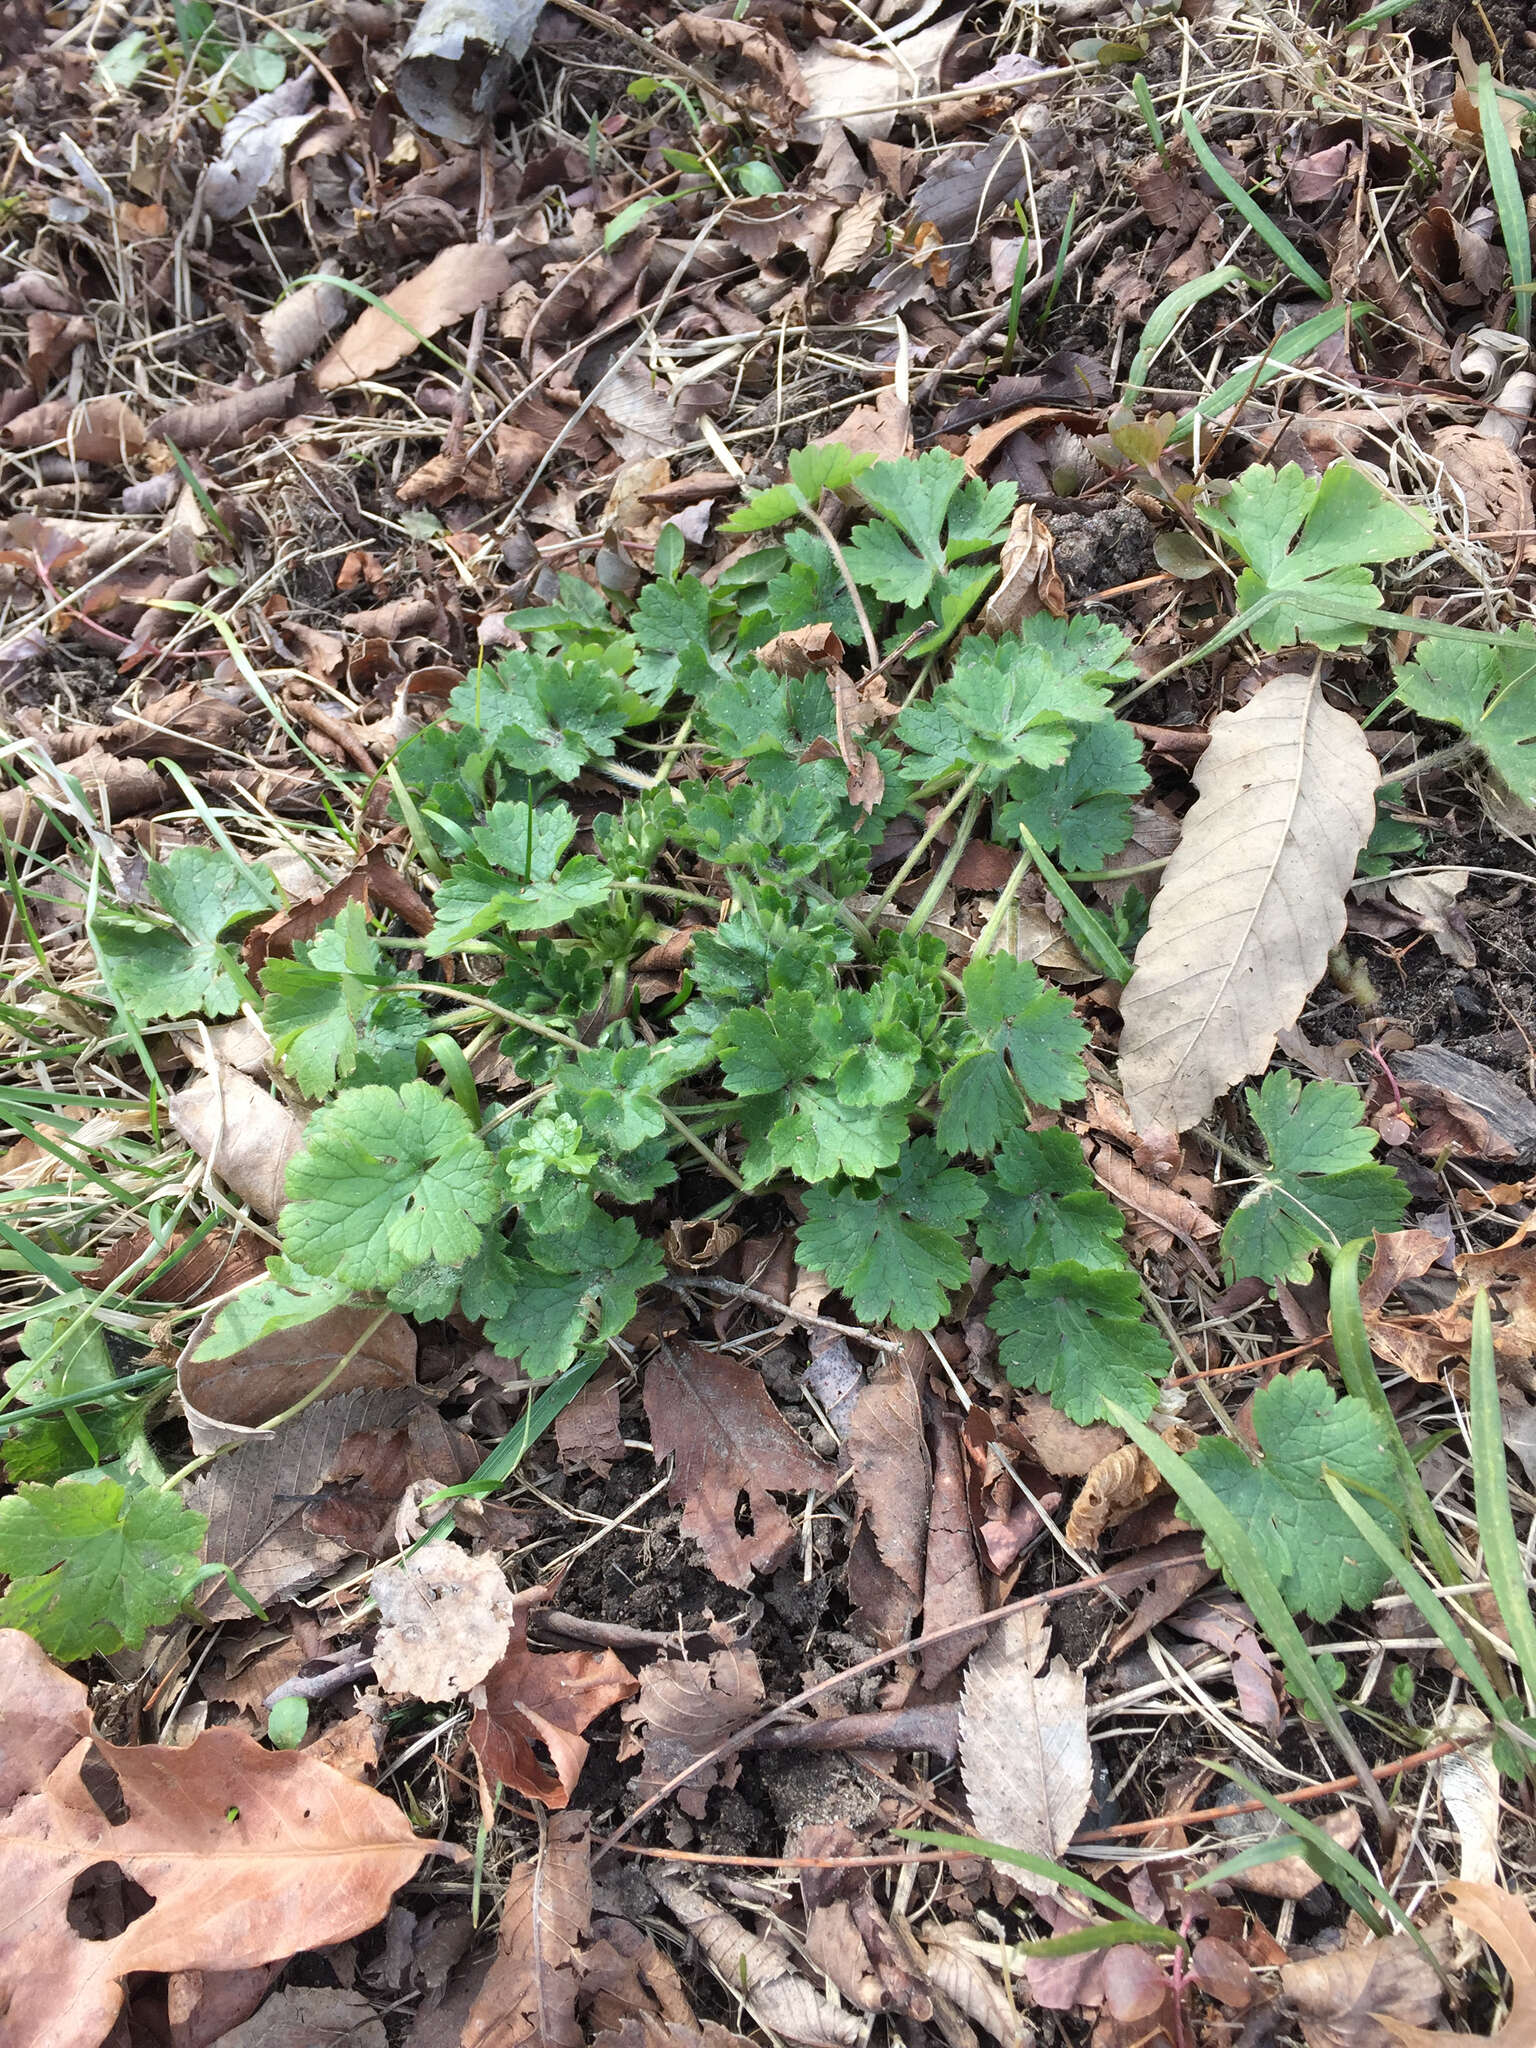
left=280, top=1080, right=502, bottom=1293
left=1183, top=1369, right=1403, bottom=1622
left=987, top=1262, right=1170, bottom=1423
left=1221, top=1071, right=1406, bottom=1285
left=843, top=450, right=1015, bottom=606
left=714, top=984, right=924, bottom=1184
left=721, top=442, right=876, bottom=532
left=936, top=954, right=1088, bottom=1157
left=92, top=844, right=277, bottom=1021
left=897, top=620, right=1129, bottom=788
left=997, top=719, right=1149, bottom=871
left=2, top=1311, right=152, bottom=1484
left=450, top=652, right=636, bottom=781
left=975, top=1127, right=1125, bottom=1271
left=0, top=1473, right=209, bottom=1661
left=1394, top=629, right=1536, bottom=803
left=1200, top=462, right=1430, bottom=652
left=192, top=1261, right=354, bottom=1361
left=424, top=801, right=613, bottom=953
left=462, top=1208, right=664, bottom=1377
left=797, top=1139, right=985, bottom=1330
left=261, top=900, right=426, bottom=1097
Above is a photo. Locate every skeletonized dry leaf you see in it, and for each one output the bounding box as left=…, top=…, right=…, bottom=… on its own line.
left=0, top=1720, right=440, bottom=2048
left=469, top=1614, right=638, bottom=1809
left=643, top=1344, right=837, bottom=1588
left=189, top=1388, right=420, bottom=1619
left=371, top=1547, right=519, bottom=1701
left=169, top=1067, right=306, bottom=1220
left=959, top=1611, right=1092, bottom=1871
left=620, top=1648, right=764, bottom=1820
left=654, top=1878, right=861, bottom=2047
left=1375, top=1882, right=1534, bottom=2047
left=462, top=1810, right=590, bottom=2048
left=1118, top=671, right=1378, bottom=1134
left=1282, top=1931, right=1443, bottom=2048
left=316, top=243, right=515, bottom=392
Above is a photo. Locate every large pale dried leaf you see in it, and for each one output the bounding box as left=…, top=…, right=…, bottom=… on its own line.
left=847, top=1346, right=929, bottom=1600
left=0, top=1722, right=438, bottom=2048
left=169, top=1067, right=306, bottom=1220
left=201, top=72, right=317, bottom=221
left=178, top=1303, right=415, bottom=1450
left=469, top=1615, right=637, bottom=1809
left=208, top=1984, right=387, bottom=2047
left=371, top=1547, right=518, bottom=1701
left=1375, top=1882, right=1534, bottom=2047
left=1437, top=1710, right=1500, bottom=1888
left=643, top=1345, right=836, bottom=1589
left=796, top=19, right=963, bottom=142
left=620, top=1649, right=764, bottom=1820
left=315, top=244, right=515, bottom=392
left=959, top=1611, right=1092, bottom=1869
left=654, top=1878, right=861, bottom=2047
left=1282, top=1932, right=1443, bottom=2048
left=1118, top=672, right=1378, bottom=1133
left=463, top=1811, right=590, bottom=2048
left=188, top=1388, right=421, bottom=1619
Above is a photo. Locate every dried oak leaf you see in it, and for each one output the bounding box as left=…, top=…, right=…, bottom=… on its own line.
left=469, top=1610, right=637, bottom=1809
left=620, top=1648, right=765, bottom=1820
left=371, top=1546, right=519, bottom=1701
left=463, top=1810, right=590, bottom=2048
left=1282, top=1931, right=1442, bottom=2048
left=0, top=1664, right=442, bottom=2048
left=643, top=1344, right=836, bottom=1589
left=1374, top=1882, right=1535, bottom=2047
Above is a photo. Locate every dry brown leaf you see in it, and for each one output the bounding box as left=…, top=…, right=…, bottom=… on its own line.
left=253, top=268, right=349, bottom=375
left=371, top=1547, right=519, bottom=1701
left=315, top=244, right=515, bottom=392
left=796, top=19, right=963, bottom=142
left=1282, top=1932, right=1442, bottom=2048
left=0, top=1630, right=90, bottom=1808
left=0, top=748, right=165, bottom=852
left=620, top=1648, right=764, bottom=1820
left=178, top=1302, right=415, bottom=1450
left=189, top=1388, right=422, bottom=1619
left=919, top=1925, right=1030, bottom=2046
left=152, top=377, right=303, bottom=453
left=305, top=1406, right=482, bottom=1558
left=654, top=1878, right=861, bottom=2047
left=164, top=1961, right=280, bottom=2047
left=469, top=1612, right=638, bottom=1810
left=169, top=1067, right=306, bottom=1220
left=0, top=1701, right=440, bottom=2047
left=463, top=1810, right=591, bottom=2048
left=592, top=2024, right=755, bottom=2048
left=1375, top=1882, right=1535, bottom=2047
left=1064, top=1441, right=1164, bottom=1548
left=552, top=1363, right=626, bottom=1478
left=821, top=184, right=888, bottom=277
left=959, top=1611, right=1092, bottom=1871
left=1010, top=1396, right=1126, bottom=1479
left=847, top=1346, right=929, bottom=1602
left=920, top=1405, right=987, bottom=1687
left=656, top=13, right=808, bottom=140
left=643, top=1343, right=837, bottom=1588
left=1, top=395, right=147, bottom=464
left=209, top=1984, right=387, bottom=2047
left=983, top=502, right=1066, bottom=631
left=1429, top=425, right=1532, bottom=565
left=1229, top=1810, right=1361, bottom=1899
left=1118, top=671, right=1379, bottom=1134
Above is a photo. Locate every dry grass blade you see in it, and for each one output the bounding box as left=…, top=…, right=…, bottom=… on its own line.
left=1117, top=671, right=1378, bottom=1133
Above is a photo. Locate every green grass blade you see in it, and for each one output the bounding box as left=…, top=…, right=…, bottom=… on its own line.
left=411, top=1354, right=604, bottom=1549
left=1124, top=266, right=1243, bottom=406
left=1180, top=111, right=1329, bottom=297
left=1131, top=73, right=1166, bottom=158
left=1167, top=304, right=1355, bottom=445
left=1321, top=1469, right=1511, bottom=1723
left=1106, top=1401, right=1397, bottom=1844
left=1479, top=66, right=1532, bottom=342
left=902, top=1830, right=1170, bottom=1934
left=1469, top=1290, right=1536, bottom=1699
left=1020, top=1922, right=1178, bottom=1958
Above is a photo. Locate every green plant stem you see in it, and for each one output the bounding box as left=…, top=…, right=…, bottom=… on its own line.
left=656, top=1102, right=746, bottom=1191
left=869, top=764, right=985, bottom=922
left=1469, top=1289, right=1536, bottom=1700
left=0, top=1366, right=172, bottom=1428
left=1015, top=823, right=1133, bottom=981
left=796, top=492, right=881, bottom=667
left=903, top=787, right=984, bottom=935
left=969, top=844, right=1036, bottom=962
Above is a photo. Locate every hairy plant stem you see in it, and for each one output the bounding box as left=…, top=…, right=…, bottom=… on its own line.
left=869, top=763, right=985, bottom=922
left=797, top=491, right=880, bottom=667
left=656, top=1102, right=746, bottom=1191
left=903, top=786, right=984, bottom=935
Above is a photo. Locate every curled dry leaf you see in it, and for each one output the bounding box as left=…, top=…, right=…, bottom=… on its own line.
left=920, top=1405, right=987, bottom=1688
left=620, top=1648, right=765, bottom=1820
left=1064, top=1439, right=1165, bottom=1548
left=152, top=376, right=304, bottom=454
left=169, top=1067, right=306, bottom=1221
left=1373, top=1882, right=1535, bottom=2047
left=1118, top=671, right=1379, bottom=1134
left=983, top=502, right=1067, bottom=630
left=653, top=1878, right=862, bottom=2048
left=254, top=267, right=349, bottom=375
left=0, top=1651, right=440, bottom=2048
left=178, top=1302, right=416, bottom=1449
left=643, top=1344, right=837, bottom=1589
left=960, top=1610, right=1092, bottom=1871
left=469, top=1611, right=638, bottom=1810
left=463, top=1810, right=590, bottom=2048
left=1, top=395, right=147, bottom=464
left=370, top=1547, right=519, bottom=1702
left=315, top=243, right=516, bottom=392
left=1282, top=1931, right=1443, bottom=2048
left=1428, top=425, right=1532, bottom=565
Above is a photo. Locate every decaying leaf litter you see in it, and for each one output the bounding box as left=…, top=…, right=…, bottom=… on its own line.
left=8, top=0, right=1536, bottom=2039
